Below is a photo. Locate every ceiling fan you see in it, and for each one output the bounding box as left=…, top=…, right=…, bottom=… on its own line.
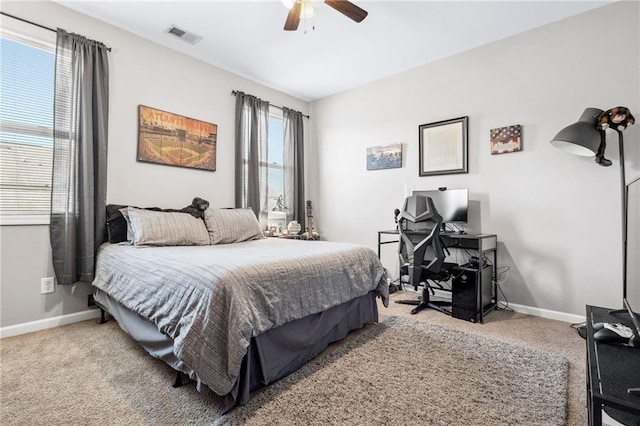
left=283, top=0, right=368, bottom=31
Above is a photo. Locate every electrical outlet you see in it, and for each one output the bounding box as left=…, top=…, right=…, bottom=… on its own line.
left=41, top=277, right=55, bottom=294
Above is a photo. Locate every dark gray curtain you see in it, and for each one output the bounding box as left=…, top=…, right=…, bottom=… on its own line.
left=50, top=29, right=109, bottom=285
left=234, top=91, right=269, bottom=227
left=283, top=107, right=305, bottom=231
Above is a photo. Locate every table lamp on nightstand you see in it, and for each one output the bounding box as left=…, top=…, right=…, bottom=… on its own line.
left=550, top=106, right=636, bottom=310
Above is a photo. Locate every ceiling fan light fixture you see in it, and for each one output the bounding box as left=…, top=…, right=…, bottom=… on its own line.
left=300, top=2, right=315, bottom=20
left=283, top=0, right=367, bottom=31
left=281, top=0, right=295, bottom=10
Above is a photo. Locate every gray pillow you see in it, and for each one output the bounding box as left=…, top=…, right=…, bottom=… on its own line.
left=204, top=208, right=263, bottom=244
left=125, top=207, right=210, bottom=246
left=118, top=207, right=134, bottom=243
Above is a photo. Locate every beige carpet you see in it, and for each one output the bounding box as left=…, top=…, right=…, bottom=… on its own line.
left=0, top=291, right=587, bottom=425
left=216, top=315, right=568, bottom=425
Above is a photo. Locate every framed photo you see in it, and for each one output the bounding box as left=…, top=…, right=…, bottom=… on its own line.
left=137, top=105, right=217, bottom=171
left=491, top=124, right=522, bottom=155
left=419, top=116, right=468, bottom=177
left=366, top=143, right=402, bottom=170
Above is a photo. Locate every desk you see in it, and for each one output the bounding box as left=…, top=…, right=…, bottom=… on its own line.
left=586, top=305, right=640, bottom=426
left=377, top=230, right=498, bottom=322
left=377, top=229, right=401, bottom=258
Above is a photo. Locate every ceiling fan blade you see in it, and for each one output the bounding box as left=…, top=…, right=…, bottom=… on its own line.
left=284, top=2, right=302, bottom=31
left=324, top=0, right=368, bottom=23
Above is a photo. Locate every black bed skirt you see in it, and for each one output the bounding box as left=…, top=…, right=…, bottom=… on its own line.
left=94, top=289, right=379, bottom=413
left=228, top=291, right=379, bottom=412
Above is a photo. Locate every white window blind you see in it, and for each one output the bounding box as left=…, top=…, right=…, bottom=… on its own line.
left=0, top=28, right=55, bottom=224
left=265, top=112, right=285, bottom=229
left=266, top=113, right=284, bottom=210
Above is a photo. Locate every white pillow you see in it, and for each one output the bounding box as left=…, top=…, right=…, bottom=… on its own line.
left=204, top=208, right=263, bottom=244
left=125, top=207, right=210, bottom=246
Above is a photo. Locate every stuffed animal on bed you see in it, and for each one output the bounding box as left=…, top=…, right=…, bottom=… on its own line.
left=179, top=197, right=210, bottom=219
left=595, top=107, right=635, bottom=167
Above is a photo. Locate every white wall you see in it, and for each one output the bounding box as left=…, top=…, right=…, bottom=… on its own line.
left=309, top=1, right=640, bottom=316
left=2, top=1, right=638, bottom=330
left=0, top=0, right=309, bottom=328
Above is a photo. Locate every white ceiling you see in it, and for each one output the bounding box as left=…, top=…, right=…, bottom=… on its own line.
left=55, top=1, right=610, bottom=101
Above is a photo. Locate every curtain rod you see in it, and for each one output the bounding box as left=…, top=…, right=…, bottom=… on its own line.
left=0, top=11, right=112, bottom=52
left=232, top=90, right=309, bottom=119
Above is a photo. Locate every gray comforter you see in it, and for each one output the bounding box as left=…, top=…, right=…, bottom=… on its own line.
left=92, top=238, right=388, bottom=395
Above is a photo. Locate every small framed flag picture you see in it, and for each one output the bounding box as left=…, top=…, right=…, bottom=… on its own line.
left=490, top=124, right=522, bottom=155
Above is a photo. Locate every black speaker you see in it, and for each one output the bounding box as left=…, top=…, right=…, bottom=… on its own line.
left=452, top=265, right=492, bottom=322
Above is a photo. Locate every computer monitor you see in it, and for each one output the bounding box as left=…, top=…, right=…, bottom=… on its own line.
left=412, top=188, right=469, bottom=224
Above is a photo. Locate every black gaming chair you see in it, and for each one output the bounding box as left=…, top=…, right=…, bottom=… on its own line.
left=395, top=195, right=457, bottom=315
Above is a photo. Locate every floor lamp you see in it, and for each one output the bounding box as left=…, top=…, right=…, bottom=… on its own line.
left=550, top=107, right=636, bottom=310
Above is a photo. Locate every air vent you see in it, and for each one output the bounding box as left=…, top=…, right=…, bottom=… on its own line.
left=166, top=25, right=202, bottom=45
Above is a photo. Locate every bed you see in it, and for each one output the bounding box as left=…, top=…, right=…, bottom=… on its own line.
left=92, top=205, right=388, bottom=412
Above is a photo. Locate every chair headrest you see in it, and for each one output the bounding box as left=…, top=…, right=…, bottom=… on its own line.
left=400, top=195, right=440, bottom=223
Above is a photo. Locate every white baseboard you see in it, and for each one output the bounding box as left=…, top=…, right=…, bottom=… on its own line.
left=0, top=309, right=102, bottom=339
left=500, top=302, right=585, bottom=324
left=402, top=288, right=585, bottom=324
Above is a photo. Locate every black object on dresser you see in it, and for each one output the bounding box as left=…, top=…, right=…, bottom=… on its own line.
left=586, top=305, right=640, bottom=426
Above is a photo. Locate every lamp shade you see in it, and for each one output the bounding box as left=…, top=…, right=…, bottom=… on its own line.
left=550, top=107, right=603, bottom=156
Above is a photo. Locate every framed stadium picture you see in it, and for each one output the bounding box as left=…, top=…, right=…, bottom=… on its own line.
left=137, top=105, right=217, bottom=171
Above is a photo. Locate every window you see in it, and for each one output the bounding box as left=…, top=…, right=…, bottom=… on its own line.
left=266, top=112, right=285, bottom=229
left=0, top=27, right=55, bottom=225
